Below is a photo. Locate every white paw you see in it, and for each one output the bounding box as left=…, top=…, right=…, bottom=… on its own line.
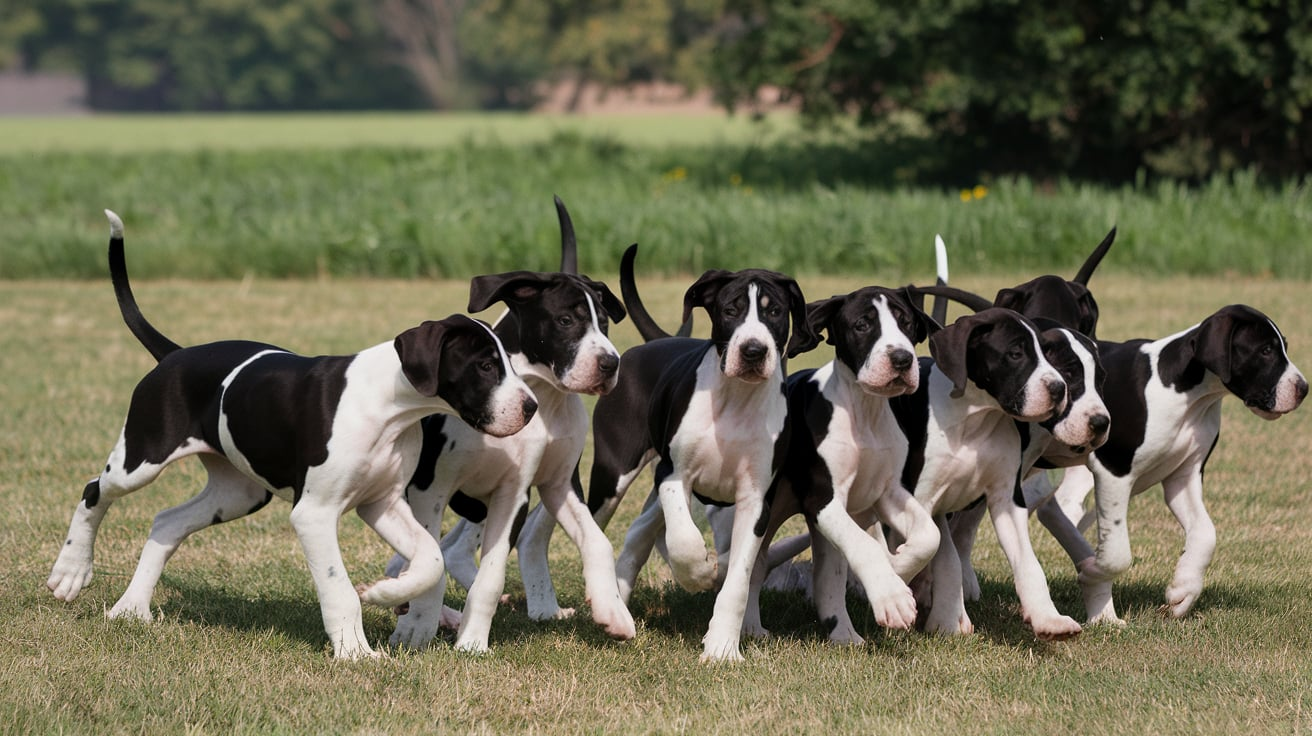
left=1027, top=612, right=1082, bottom=641
left=356, top=579, right=407, bottom=609
left=699, top=634, right=744, bottom=663
left=453, top=634, right=491, bottom=655
left=527, top=603, right=575, bottom=622
left=47, top=553, right=94, bottom=602
left=870, top=581, right=917, bottom=631
left=589, top=597, right=636, bottom=641
left=107, top=598, right=153, bottom=622
left=671, top=551, right=719, bottom=593
left=331, top=628, right=380, bottom=660
left=923, top=607, right=974, bottom=636
left=1086, top=610, right=1127, bottom=627
left=1164, top=582, right=1202, bottom=618
left=389, top=611, right=441, bottom=650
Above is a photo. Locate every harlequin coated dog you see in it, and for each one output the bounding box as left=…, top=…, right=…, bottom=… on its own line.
left=47, top=211, right=536, bottom=659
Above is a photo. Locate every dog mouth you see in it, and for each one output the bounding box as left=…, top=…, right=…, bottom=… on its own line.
left=1247, top=404, right=1285, bottom=421
left=860, top=374, right=915, bottom=397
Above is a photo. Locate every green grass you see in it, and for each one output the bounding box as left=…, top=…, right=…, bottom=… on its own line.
left=3, top=273, right=1311, bottom=734
left=1, top=114, right=1309, bottom=280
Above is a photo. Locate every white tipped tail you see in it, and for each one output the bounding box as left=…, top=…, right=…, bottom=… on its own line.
left=105, top=209, right=124, bottom=239
left=934, top=234, right=949, bottom=284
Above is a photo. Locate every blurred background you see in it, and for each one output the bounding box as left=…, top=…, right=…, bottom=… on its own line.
left=3, top=0, right=1309, bottom=182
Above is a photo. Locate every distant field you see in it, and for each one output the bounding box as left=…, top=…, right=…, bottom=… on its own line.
left=0, top=111, right=804, bottom=152
left=1, top=112, right=1308, bottom=282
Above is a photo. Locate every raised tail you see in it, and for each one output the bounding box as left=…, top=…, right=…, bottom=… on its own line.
left=619, top=243, right=673, bottom=342
left=912, top=283, right=994, bottom=313
left=105, top=210, right=181, bottom=362
left=931, top=234, right=950, bottom=325
left=1072, top=226, right=1116, bottom=285
left=554, top=195, right=578, bottom=275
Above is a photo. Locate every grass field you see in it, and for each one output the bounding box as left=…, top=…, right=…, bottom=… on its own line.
left=1, top=113, right=1309, bottom=281
left=2, top=268, right=1310, bottom=734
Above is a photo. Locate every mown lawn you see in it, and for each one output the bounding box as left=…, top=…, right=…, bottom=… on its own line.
left=2, top=268, right=1309, bottom=734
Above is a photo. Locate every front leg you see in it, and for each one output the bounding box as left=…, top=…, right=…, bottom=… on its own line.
left=658, top=472, right=718, bottom=593
left=701, top=491, right=767, bottom=663
left=615, top=489, right=664, bottom=603
left=1161, top=468, right=1215, bottom=618
left=355, top=494, right=445, bottom=608
left=288, top=500, right=375, bottom=659
left=922, top=516, right=973, bottom=636
left=454, top=484, right=530, bottom=653
left=987, top=493, right=1081, bottom=640
left=812, top=502, right=916, bottom=632
left=536, top=479, right=636, bottom=640
left=1078, top=465, right=1132, bottom=626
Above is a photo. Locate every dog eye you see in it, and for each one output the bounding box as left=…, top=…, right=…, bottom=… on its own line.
left=556, top=315, right=575, bottom=327
left=853, top=319, right=871, bottom=333
left=478, top=360, right=497, bottom=373
left=1261, top=344, right=1275, bottom=357
left=1006, top=347, right=1025, bottom=361
left=724, top=306, right=740, bottom=318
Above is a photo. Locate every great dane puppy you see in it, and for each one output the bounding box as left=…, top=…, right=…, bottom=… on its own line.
left=389, top=265, right=635, bottom=653
left=1045, top=305, right=1307, bottom=624
left=587, top=245, right=820, bottom=661
left=742, top=286, right=942, bottom=645
left=47, top=211, right=537, bottom=659
left=887, top=308, right=1079, bottom=638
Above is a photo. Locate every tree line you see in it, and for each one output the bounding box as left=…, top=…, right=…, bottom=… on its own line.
left=3, top=0, right=1309, bottom=180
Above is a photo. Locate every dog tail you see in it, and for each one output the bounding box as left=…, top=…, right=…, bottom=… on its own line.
left=555, top=195, right=578, bottom=275
left=105, top=210, right=182, bottom=362
left=913, top=283, right=993, bottom=313
left=1073, top=226, right=1116, bottom=285
left=619, top=243, right=692, bottom=341
left=931, top=234, right=951, bottom=325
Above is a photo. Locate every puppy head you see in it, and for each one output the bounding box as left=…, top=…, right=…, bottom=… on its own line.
left=1190, top=304, right=1308, bottom=420
left=928, top=308, right=1067, bottom=421
left=1036, top=325, right=1109, bottom=453
left=468, top=271, right=626, bottom=395
left=395, top=315, right=537, bottom=437
left=994, top=275, right=1100, bottom=338
left=683, top=268, right=819, bottom=382
left=806, top=286, right=938, bottom=396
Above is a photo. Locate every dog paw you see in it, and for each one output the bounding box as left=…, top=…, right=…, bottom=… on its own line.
left=826, top=621, right=865, bottom=646
left=1085, top=610, right=1127, bottom=627
left=1164, top=583, right=1201, bottom=618
left=671, top=552, right=719, bottom=593
left=590, top=599, right=636, bottom=641
left=923, top=608, right=974, bottom=636
left=453, top=635, right=491, bottom=655
left=961, top=567, right=981, bottom=602
left=699, top=635, right=744, bottom=663
left=870, top=582, right=917, bottom=631
left=47, top=556, right=94, bottom=602
left=331, top=627, right=380, bottom=660
left=1028, top=612, right=1082, bottom=641
left=389, top=612, right=440, bottom=650
left=527, top=603, right=575, bottom=622
left=440, top=605, right=462, bottom=630
left=107, top=597, right=153, bottom=622
left=740, top=618, right=770, bottom=640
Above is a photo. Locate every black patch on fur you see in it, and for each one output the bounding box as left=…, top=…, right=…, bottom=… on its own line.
left=889, top=359, right=935, bottom=491
left=1091, top=339, right=1159, bottom=478
left=81, top=478, right=101, bottom=509
left=409, top=415, right=451, bottom=493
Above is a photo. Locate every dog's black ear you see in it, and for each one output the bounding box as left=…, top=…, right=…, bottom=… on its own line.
left=584, top=277, right=627, bottom=323
left=394, top=317, right=471, bottom=397
left=468, top=271, right=554, bottom=313
left=781, top=276, right=820, bottom=358
left=929, top=311, right=997, bottom=398
left=901, top=285, right=943, bottom=343
left=1073, top=285, right=1100, bottom=339
left=993, top=287, right=1028, bottom=314
left=1189, top=308, right=1237, bottom=384
left=805, top=296, right=845, bottom=346
left=682, top=269, right=735, bottom=325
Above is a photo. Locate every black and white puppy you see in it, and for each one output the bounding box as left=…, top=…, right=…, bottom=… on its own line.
left=389, top=267, right=635, bottom=653
left=887, top=308, right=1080, bottom=639
left=742, top=286, right=942, bottom=645
left=587, top=246, right=820, bottom=661
left=1043, top=305, right=1307, bottom=624
left=47, top=211, right=536, bottom=659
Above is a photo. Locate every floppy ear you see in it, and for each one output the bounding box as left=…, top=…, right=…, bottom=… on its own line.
left=584, top=277, right=627, bottom=323
left=993, top=287, right=1028, bottom=314
left=782, top=277, right=821, bottom=358
left=901, top=286, right=942, bottom=343
left=929, top=313, right=994, bottom=398
left=1073, top=286, right=1100, bottom=339
left=1189, top=309, right=1236, bottom=383
left=804, top=296, right=846, bottom=346
left=681, top=269, right=735, bottom=325
left=394, top=317, right=467, bottom=397
left=468, top=271, right=553, bottom=313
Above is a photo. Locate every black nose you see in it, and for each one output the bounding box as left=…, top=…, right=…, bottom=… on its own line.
left=890, top=349, right=914, bottom=371
left=598, top=353, right=619, bottom=376
left=1089, top=413, right=1110, bottom=435
left=522, top=397, right=538, bottom=421
left=740, top=341, right=768, bottom=363
left=1297, top=376, right=1309, bottom=402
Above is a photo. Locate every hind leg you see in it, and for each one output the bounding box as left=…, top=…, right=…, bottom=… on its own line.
left=110, top=456, right=273, bottom=620
left=48, top=431, right=205, bottom=603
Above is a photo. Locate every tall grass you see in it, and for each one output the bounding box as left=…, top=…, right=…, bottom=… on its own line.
left=2, top=126, right=1308, bottom=280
